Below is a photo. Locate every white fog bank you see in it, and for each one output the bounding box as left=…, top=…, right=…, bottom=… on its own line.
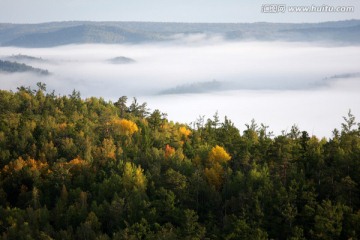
left=1, top=41, right=360, bottom=137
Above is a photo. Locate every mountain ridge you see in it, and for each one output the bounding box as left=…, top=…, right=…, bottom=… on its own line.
left=1, top=20, right=360, bottom=47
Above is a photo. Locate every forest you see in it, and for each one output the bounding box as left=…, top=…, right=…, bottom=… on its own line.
left=0, top=83, right=359, bottom=239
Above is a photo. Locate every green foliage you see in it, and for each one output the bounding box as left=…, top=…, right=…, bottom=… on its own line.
left=0, top=86, right=360, bottom=239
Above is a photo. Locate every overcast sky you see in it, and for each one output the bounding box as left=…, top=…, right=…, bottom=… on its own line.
left=0, top=0, right=359, bottom=23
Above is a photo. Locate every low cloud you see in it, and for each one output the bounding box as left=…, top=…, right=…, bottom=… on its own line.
left=1, top=40, right=360, bottom=137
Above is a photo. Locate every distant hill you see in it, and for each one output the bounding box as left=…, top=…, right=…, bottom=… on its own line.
left=6, top=54, right=46, bottom=62
left=159, top=80, right=222, bottom=95
left=108, top=56, right=136, bottom=64
left=0, top=20, right=359, bottom=47
left=278, top=24, right=360, bottom=43
left=1, top=24, right=156, bottom=47
left=326, top=72, right=360, bottom=80
left=0, top=60, right=49, bottom=75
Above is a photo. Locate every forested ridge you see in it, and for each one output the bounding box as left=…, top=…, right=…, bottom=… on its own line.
left=0, top=84, right=359, bottom=240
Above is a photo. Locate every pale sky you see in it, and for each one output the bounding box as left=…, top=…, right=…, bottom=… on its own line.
left=0, top=0, right=359, bottom=23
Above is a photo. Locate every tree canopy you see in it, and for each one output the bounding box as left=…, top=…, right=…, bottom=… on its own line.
left=0, top=84, right=360, bottom=239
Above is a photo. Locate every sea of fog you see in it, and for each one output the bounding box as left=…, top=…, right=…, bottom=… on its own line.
left=1, top=41, right=360, bottom=138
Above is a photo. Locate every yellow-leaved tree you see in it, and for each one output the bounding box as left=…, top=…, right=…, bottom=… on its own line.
left=179, top=126, right=191, bottom=138
left=205, top=145, right=231, bottom=190
left=208, top=145, right=231, bottom=165
left=115, top=119, right=139, bottom=136
left=106, top=117, right=139, bottom=137
left=204, top=163, right=224, bottom=190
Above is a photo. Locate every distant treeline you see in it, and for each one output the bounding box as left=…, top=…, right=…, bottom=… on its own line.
left=0, top=84, right=359, bottom=239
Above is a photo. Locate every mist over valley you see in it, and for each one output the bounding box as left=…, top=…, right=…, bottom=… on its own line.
left=1, top=21, right=360, bottom=137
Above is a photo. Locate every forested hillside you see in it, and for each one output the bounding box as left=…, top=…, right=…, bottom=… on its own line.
left=0, top=84, right=359, bottom=239
left=0, top=60, right=49, bottom=75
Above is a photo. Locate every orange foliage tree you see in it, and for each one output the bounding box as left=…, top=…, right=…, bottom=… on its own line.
left=2, top=157, right=49, bottom=175
left=165, top=144, right=176, bottom=160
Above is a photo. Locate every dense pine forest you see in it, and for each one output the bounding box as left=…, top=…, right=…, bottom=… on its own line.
left=0, top=83, right=359, bottom=240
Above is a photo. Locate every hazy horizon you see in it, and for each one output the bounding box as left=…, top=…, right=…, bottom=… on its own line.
left=1, top=0, right=359, bottom=24
left=2, top=19, right=360, bottom=25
